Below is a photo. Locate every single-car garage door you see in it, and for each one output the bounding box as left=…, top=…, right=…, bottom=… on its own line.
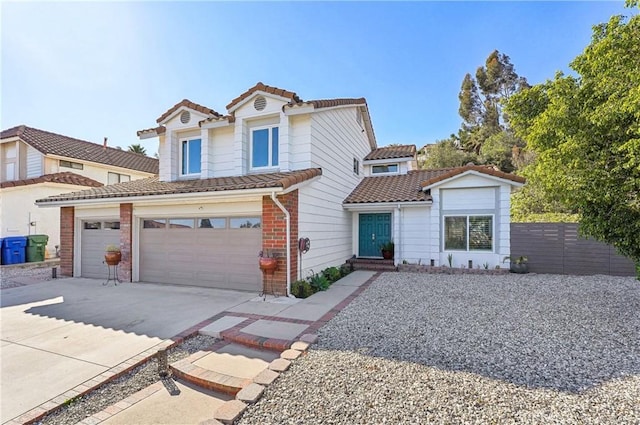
left=81, top=220, right=120, bottom=279
left=139, top=216, right=262, bottom=291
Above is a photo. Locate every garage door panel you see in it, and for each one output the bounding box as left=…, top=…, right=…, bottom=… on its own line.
left=140, top=218, right=261, bottom=291
left=81, top=223, right=120, bottom=279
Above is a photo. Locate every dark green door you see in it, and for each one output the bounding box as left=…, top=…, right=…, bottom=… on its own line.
left=359, top=213, right=391, bottom=257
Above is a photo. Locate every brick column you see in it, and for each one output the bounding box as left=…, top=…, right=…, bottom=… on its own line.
left=262, top=190, right=299, bottom=295
left=119, top=203, right=133, bottom=282
left=59, top=206, right=75, bottom=277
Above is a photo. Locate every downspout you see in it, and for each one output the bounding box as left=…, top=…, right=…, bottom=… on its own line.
left=271, top=192, right=291, bottom=297
left=397, top=204, right=402, bottom=265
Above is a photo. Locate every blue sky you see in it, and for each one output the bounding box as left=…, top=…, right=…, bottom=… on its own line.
left=1, top=1, right=631, bottom=153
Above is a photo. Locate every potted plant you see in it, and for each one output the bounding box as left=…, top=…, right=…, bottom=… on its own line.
left=504, top=255, right=528, bottom=274
left=258, top=250, right=278, bottom=272
left=105, top=244, right=121, bottom=266
left=380, top=240, right=394, bottom=260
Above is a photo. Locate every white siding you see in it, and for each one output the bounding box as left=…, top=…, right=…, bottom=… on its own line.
left=209, top=126, right=235, bottom=177
left=288, top=115, right=312, bottom=170
left=441, top=187, right=496, bottom=210
left=297, top=107, right=371, bottom=278
left=26, top=145, right=43, bottom=178
left=398, top=207, right=431, bottom=264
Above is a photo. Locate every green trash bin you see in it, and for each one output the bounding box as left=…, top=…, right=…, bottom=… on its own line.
left=26, top=234, right=49, bottom=262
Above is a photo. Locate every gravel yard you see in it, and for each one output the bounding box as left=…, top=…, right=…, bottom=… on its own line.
left=240, top=273, right=640, bottom=424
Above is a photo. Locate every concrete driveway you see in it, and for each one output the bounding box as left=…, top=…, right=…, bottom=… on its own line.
left=0, top=278, right=256, bottom=424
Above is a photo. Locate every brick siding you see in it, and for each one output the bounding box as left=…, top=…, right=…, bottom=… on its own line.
left=261, top=191, right=299, bottom=295
left=59, top=206, right=75, bottom=276
left=119, top=203, right=133, bottom=282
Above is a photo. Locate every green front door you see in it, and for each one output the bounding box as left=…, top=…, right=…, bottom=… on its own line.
left=359, top=213, right=391, bottom=257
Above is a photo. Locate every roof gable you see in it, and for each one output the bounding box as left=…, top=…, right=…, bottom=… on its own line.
left=1, top=125, right=159, bottom=174
left=226, top=82, right=301, bottom=112
left=156, top=99, right=221, bottom=124
left=420, top=164, right=525, bottom=190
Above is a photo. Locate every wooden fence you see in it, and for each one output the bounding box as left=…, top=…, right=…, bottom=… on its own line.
left=510, top=223, right=636, bottom=276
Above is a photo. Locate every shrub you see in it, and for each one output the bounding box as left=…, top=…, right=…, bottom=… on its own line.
left=308, top=273, right=330, bottom=292
left=291, top=280, right=313, bottom=298
left=340, top=263, right=352, bottom=277
left=322, top=266, right=342, bottom=283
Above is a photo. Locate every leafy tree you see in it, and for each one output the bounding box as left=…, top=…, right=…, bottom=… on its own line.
left=420, top=137, right=477, bottom=169
left=128, top=144, right=147, bottom=155
left=457, top=50, right=529, bottom=172
left=507, top=11, right=640, bottom=276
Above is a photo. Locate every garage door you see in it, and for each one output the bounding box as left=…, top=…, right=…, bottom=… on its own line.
left=81, top=220, right=120, bottom=279
left=139, top=216, right=262, bottom=291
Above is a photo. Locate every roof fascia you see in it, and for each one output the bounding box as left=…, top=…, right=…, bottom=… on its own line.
left=343, top=201, right=432, bottom=210
left=36, top=186, right=285, bottom=208
left=200, top=119, right=232, bottom=130
left=363, top=157, right=414, bottom=165
left=228, top=91, right=292, bottom=114
left=158, top=105, right=211, bottom=126
left=421, top=170, right=525, bottom=191
left=45, top=154, right=156, bottom=176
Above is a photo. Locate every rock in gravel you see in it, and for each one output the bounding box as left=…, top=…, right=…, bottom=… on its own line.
left=239, top=273, right=640, bottom=424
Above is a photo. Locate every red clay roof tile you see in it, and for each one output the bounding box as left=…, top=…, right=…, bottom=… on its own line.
left=420, top=164, right=525, bottom=188
left=155, top=99, right=221, bottom=123
left=364, top=145, right=416, bottom=161
left=226, top=82, right=302, bottom=111
left=36, top=168, right=322, bottom=204
left=0, top=172, right=103, bottom=189
left=1, top=125, right=159, bottom=174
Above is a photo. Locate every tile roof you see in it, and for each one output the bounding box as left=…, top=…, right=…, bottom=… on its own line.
left=287, top=98, right=367, bottom=109
left=0, top=172, right=103, bottom=189
left=136, top=126, right=166, bottom=138
left=156, top=99, right=221, bottom=123
left=36, top=168, right=322, bottom=204
left=226, top=82, right=302, bottom=111
left=420, top=164, right=526, bottom=188
left=344, top=165, right=525, bottom=204
left=364, top=145, right=416, bottom=161
left=1, top=125, right=159, bottom=174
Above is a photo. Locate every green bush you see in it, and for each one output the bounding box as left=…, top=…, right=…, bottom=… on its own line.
left=340, top=263, right=352, bottom=277
left=309, top=273, right=330, bottom=292
left=322, top=266, right=342, bottom=283
left=291, top=279, right=313, bottom=298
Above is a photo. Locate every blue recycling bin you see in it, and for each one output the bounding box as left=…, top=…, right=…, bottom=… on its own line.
left=0, top=238, right=3, bottom=265
left=2, top=236, right=28, bottom=265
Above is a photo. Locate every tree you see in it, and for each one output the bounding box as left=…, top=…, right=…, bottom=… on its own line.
left=457, top=50, right=529, bottom=172
left=419, top=137, right=477, bottom=169
left=507, top=11, right=640, bottom=276
left=128, top=144, right=147, bottom=155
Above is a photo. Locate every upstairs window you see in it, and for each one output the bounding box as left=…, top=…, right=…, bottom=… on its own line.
left=353, top=158, right=360, bottom=175
left=372, top=164, right=399, bottom=174
left=251, top=127, right=278, bottom=169
left=60, top=160, right=83, bottom=170
left=108, top=172, right=130, bottom=185
left=181, top=138, right=201, bottom=175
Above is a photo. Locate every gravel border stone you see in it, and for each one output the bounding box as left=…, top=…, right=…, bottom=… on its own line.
left=239, top=273, right=640, bottom=424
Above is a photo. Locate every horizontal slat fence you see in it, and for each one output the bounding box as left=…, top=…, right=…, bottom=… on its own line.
left=510, top=223, right=636, bottom=276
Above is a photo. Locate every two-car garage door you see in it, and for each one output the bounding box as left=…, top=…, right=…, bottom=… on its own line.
left=139, top=216, right=262, bottom=291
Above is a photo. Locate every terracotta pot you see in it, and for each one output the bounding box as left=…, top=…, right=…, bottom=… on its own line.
left=381, top=250, right=393, bottom=260
left=259, top=257, right=278, bottom=272
left=105, top=251, right=121, bottom=266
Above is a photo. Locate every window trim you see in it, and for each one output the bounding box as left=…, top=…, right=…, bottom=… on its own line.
left=250, top=125, right=279, bottom=171
left=443, top=214, right=494, bottom=252
left=353, top=158, right=360, bottom=175
left=107, top=172, right=131, bottom=184
left=179, top=138, right=202, bottom=177
left=60, top=160, right=83, bottom=170
left=371, top=163, right=399, bottom=175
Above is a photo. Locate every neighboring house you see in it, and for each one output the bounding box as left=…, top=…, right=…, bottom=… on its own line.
left=1, top=125, right=158, bottom=257
left=36, top=82, right=524, bottom=295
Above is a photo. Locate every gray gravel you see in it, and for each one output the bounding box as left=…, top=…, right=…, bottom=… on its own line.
left=36, top=334, right=217, bottom=425
left=0, top=265, right=53, bottom=289
left=240, top=273, right=640, bottom=424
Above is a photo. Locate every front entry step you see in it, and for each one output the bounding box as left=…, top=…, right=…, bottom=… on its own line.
left=348, top=258, right=397, bottom=272
left=170, top=342, right=279, bottom=396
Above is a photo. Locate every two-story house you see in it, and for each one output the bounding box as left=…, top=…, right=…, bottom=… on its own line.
left=1, top=126, right=158, bottom=258
left=36, top=82, right=524, bottom=295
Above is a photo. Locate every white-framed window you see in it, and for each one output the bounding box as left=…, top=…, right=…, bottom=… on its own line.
left=372, top=164, right=399, bottom=174
left=180, top=138, right=201, bottom=176
left=251, top=126, right=278, bottom=170
left=353, top=158, right=360, bottom=175
left=108, top=172, right=130, bottom=185
left=444, top=215, right=493, bottom=251
left=60, top=160, right=83, bottom=170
